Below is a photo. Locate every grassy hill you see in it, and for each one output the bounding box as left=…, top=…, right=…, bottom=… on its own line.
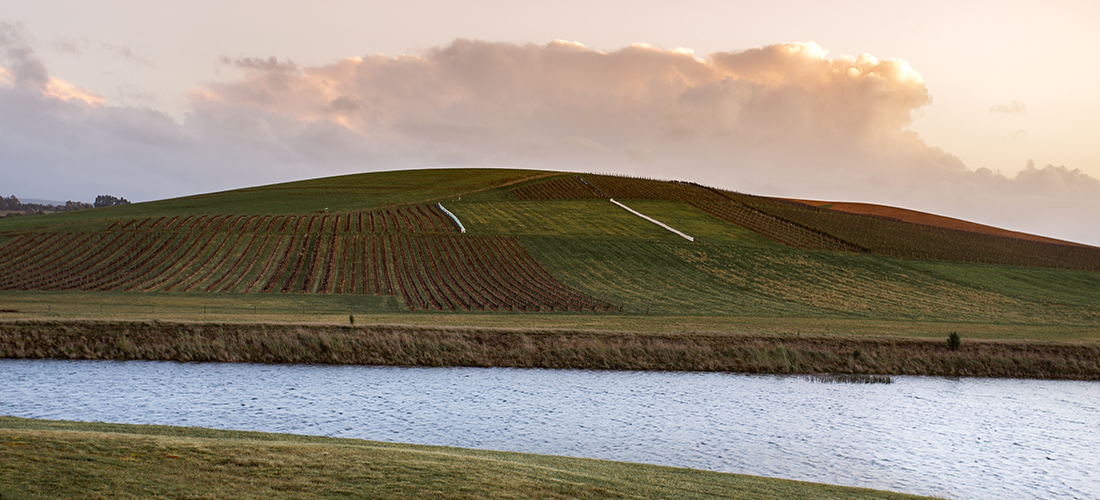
left=0, top=417, right=932, bottom=500
left=1, top=168, right=1098, bottom=339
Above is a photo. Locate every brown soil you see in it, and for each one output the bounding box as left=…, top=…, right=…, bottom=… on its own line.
left=787, top=199, right=1093, bottom=247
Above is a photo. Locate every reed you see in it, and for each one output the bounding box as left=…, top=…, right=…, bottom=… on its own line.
left=805, top=373, right=893, bottom=384
left=2, top=319, right=1097, bottom=380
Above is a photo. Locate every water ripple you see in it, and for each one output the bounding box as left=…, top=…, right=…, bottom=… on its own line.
left=1, top=359, right=1097, bottom=500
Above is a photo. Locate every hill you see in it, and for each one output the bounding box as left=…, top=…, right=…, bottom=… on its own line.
left=0, top=168, right=1098, bottom=334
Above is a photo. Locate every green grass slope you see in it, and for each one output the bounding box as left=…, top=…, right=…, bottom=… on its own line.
left=0, top=417, right=933, bottom=500
left=0, top=168, right=549, bottom=235
left=0, top=168, right=1097, bottom=339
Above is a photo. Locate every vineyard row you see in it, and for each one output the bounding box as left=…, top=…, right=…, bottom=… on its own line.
left=0, top=231, right=614, bottom=312
left=101, top=204, right=462, bottom=235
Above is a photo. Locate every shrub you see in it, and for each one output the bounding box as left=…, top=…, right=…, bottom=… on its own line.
left=947, top=332, right=962, bottom=351
left=349, top=314, right=355, bottom=325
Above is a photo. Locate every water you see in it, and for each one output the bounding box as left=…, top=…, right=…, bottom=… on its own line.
left=1, top=359, right=1097, bottom=499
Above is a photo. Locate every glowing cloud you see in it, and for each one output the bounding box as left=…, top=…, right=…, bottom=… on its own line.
left=0, top=63, right=105, bottom=106
left=43, top=76, right=105, bottom=106
left=199, top=39, right=931, bottom=159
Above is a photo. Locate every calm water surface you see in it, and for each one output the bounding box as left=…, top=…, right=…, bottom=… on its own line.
left=1, top=359, right=1097, bottom=499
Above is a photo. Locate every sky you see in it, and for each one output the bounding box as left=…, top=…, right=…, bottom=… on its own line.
left=2, top=0, right=1099, bottom=245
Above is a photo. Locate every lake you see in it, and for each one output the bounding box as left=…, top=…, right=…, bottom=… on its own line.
left=1, top=359, right=1097, bottom=499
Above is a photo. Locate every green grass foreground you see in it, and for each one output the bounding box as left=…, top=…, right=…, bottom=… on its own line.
left=3, top=319, right=1098, bottom=379
left=0, top=417, right=933, bottom=500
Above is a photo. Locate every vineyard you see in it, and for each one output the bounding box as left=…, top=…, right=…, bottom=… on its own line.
left=2, top=169, right=1098, bottom=324
left=507, top=174, right=1100, bottom=271
left=520, top=235, right=1100, bottom=324
left=716, top=192, right=1100, bottom=271
left=0, top=204, right=614, bottom=312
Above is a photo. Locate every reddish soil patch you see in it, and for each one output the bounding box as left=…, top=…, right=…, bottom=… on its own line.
left=787, top=199, right=1093, bottom=248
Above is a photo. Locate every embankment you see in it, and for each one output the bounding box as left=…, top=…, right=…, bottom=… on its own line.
left=1, top=320, right=1097, bottom=380
left=0, top=416, right=933, bottom=500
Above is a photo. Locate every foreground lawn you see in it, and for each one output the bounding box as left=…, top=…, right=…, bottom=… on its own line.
left=0, top=417, right=932, bottom=499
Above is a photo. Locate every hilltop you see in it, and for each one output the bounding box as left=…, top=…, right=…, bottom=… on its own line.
left=0, top=168, right=1098, bottom=340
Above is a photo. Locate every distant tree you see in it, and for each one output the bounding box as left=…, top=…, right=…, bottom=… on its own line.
left=63, top=200, right=93, bottom=211
left=94, top=195, right=131, bottom=208
left=1, top=195, right=20, bottom=211
left=2, top=196, right=95, bottom=215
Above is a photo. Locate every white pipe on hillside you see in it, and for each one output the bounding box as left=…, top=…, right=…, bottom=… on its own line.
left=610, top=199, right=694, bottom=241
left=437, top=203, right=466, bottom=233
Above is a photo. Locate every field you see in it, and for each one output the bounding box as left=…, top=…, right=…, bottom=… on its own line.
left=791, top=199, right=1087, bottom=246
left=1, top=168, right=1098, bottom=343
left=0, top=416, right=935, bottom=500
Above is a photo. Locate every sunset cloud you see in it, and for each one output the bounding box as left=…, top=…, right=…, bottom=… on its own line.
left=195, top=39, right=939, bottom=174
left=2, top=31, right=1098, bottom=245
left=43, top=76, right=106, bottom=105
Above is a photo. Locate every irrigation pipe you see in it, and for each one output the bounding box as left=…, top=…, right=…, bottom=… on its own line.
left=610, top=199, right=694, bottom=242
left=437, top=203, right=466, bottom=233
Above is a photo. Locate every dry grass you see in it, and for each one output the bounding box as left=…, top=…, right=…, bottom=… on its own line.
left=0, top=416, right=936, bottom=500
left=2, top=319, right=1097, bottom=379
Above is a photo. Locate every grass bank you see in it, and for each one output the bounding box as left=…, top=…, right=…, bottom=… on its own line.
left=3, top=319, right=1097, bottom=379
left=4, top=290, right=1099, bottom=343
left=0, top=417, right=933, bottom=500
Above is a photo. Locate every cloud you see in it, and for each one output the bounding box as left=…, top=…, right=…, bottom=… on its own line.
left=103, top=43, right=156, bottom=68
left=41, top=76, right=105, bottom=106
left=0, top=22, right=104, bottom=106
left=220, top=56, right=301, bottom=75
left=990, top=100, right=1026, bottom=113
left=1013, top=159, right=1100, bottom=196
left=0, top=22, right=50, bottom=89
left=51, top=36, right=87, bottom=55
left=2, top=34, right=1099, bottom=245
left=196, top=40, right=937, bottom=171
left=0, top=22, right=292, bottom=202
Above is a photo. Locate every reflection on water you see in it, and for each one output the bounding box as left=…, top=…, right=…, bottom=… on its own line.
left=2, top=359, right=1097, bottom=499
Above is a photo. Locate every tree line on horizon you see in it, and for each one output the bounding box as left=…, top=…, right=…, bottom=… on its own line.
left=1, top=195, right=130, bottom=217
